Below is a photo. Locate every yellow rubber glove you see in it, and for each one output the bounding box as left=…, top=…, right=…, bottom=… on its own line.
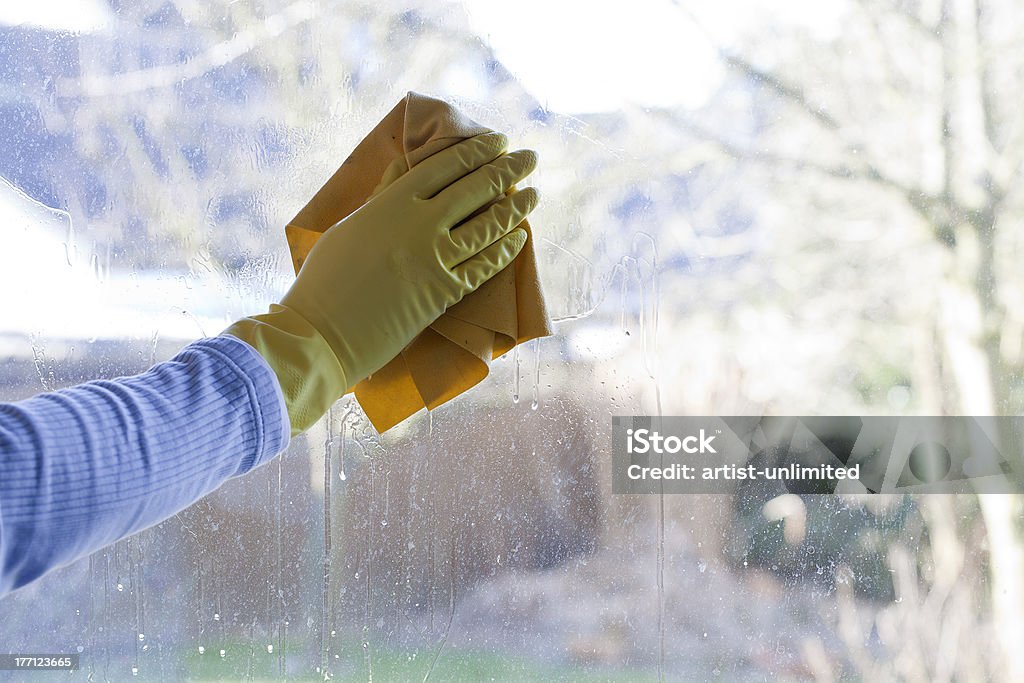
left=225, top=132, right=539, bottom=435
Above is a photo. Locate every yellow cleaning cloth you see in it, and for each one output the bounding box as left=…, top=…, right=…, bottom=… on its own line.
left=284, top=92, right=553, bottom=432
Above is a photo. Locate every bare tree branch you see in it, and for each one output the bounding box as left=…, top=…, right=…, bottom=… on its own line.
left=853, top=0, right=916, bottom=92
left=719, top=52, right=842, bottom=131
left=672, top=113, right=946, bottom=225
left=882, top=0, right=940, bottom=36
left=672, top=2, right=842, bottom=132
left=975, top=0, right=1000, bottom=154
left=677, top=2, right=946, bottom=229
left=939, top=0, right=957, bottom=207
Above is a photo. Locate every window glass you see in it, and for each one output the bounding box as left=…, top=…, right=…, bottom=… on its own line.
left=1, top=0, right=1022, bottom=680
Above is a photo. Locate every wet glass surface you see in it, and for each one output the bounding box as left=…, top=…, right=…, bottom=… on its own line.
left=1, top=1, right=1023, bottom=680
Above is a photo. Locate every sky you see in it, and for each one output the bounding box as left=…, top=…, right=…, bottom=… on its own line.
left=461, top=0, right=725, bottom=113
left=460, top=0, right=846, bottom=114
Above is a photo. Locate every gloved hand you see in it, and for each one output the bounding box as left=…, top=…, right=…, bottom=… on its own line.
left=226, top=131, right=539, bottom=435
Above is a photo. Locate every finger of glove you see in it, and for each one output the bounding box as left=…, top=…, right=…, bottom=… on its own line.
left=402, top=132, right=508, bottom=199
left=434, top=149, right=538, bottom=226
left=449, top=228, right=527, bottom=298
left=442, top=187, right=539, bottom=267
left=369, top=156, right=410, bottom=198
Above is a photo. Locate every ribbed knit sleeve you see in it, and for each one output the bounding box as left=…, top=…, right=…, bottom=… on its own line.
left=0, top=334, right=290, bottom=597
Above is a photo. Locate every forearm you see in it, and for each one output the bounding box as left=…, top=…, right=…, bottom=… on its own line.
left=0, top=334, right=289, bottom=596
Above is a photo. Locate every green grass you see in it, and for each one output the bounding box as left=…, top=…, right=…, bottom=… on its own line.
left=182, top=638, right=660, bottom=682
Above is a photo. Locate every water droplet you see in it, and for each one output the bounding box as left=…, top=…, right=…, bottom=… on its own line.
left=266, top=644, right=273, bottom=653
left=213, top=612, right=220, bottom=621
left=219, top=649, right=226, bottom=659
left=76, top=646, right=84, bottom=653
left=131, top=666, right=139, bottom=676
left=512, top=345, right=521, bottom=403
left=698, top=560, right=707, bottom=573
left=138, top=633, right=145, bottom=641
left=198, top=646, right=205, bottom=655
left=380, top=520, right=388, bottom=527
left=338, top=469, right=347, bottom=481
left=116, top=582, right=124, bottom=592
left=530, top=339, right=541, bottom=410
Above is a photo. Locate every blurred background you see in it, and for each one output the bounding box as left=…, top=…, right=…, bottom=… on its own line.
left=1, top=0, right=1023, bottom=680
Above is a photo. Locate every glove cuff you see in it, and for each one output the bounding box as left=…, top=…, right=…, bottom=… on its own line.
left=224, top=304, right=350, bottom=436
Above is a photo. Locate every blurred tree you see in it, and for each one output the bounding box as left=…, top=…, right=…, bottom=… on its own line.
left=675, top=0, right=1024, bottom=677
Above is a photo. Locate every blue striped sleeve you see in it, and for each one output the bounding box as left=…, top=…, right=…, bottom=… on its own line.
left=0, top=333, right=290, bottom=597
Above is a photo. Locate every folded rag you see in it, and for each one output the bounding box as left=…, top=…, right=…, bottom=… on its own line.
left=284, top=91, right=553, bottom=432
